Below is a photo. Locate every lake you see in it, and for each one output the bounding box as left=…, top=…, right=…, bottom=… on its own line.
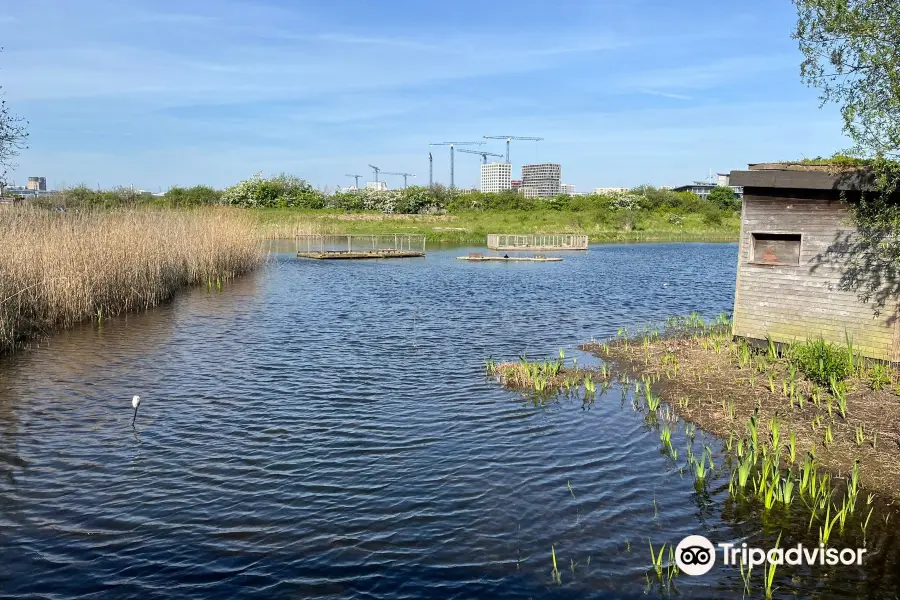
left=2, top=243, right=898, bottom=599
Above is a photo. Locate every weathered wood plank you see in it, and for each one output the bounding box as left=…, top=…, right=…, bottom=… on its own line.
left=733, top=194, right=897, bottom=360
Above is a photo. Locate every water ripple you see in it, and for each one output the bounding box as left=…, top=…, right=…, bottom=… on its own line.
left=3, top=244, right=896, bottom=598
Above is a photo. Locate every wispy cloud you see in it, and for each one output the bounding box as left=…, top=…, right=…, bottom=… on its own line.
left=639, top=90, right=693, bottom=101
left=3, top=0, right=846, bottom=191
left=619, top=54, right=794, bottom=92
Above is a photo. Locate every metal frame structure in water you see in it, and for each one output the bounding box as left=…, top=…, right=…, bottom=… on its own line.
left=486, top=234, right=588, bottom=251
left=296, top=234, right=426, bottom=259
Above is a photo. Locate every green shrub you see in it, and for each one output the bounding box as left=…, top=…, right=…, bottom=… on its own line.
left=869, top=363, right=893, bottom=391
left=789, top=338, right=851, bottom=385
left=165, top=185, right=222, bottom=207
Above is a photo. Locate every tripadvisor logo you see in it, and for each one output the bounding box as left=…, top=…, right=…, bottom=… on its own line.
left=673, top=535, right=867, bottom=576
left=675, top=535, right=716, bottom=576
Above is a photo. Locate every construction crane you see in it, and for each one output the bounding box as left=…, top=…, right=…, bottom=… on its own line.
left=483, top=135, right=545, bottom=164
left=429, top=141, right=485, bottom=188
left=368, top=164, right=381, bottom=183
left=345, top=174, right=363, bottom=189
left=381, top=171, right=416, bottom=189
left=428, top=152, right=433, bottom=187
left=456, top=148, right=504, bottom=164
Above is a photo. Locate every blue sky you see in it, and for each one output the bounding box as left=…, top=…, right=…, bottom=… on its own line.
left=2, top=0, right=848, bottom=192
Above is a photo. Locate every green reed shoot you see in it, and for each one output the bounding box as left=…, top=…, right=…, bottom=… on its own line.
left=824, top=424, right=833, bottom=448
left=768, top=373, right=775, bottom=393
left=830, top=374, right=848, bottom=418
left=739, top=556, right=753, bottom=596
left=649, top=541, right=666, bottom=579
left=800, top=454, right=814, bottom=496
left=847, top=461, right=860, bottom=513
left=645, top=381, right=660, bottom=412
left=737, top=453, right=754, bottom=490
left=819, top=504, right=840, bottom=545
left=660, top=424, right=672, bottom=447
left=694, top=447, right=712, bottom=482
left=862, top=506, right=874, bottom=540
left=551, top=545, right=561, bottom=584
left=855, top=424, right=865, bottom=447
left=781, top=474, right=795, bottom=506
left=747, top=412, right=759, bottom=452
left=788, top=431, right=797, bottom=464
left=764, top=533, right=781, bottom=599
left=769, top=416, right=781, bottom=453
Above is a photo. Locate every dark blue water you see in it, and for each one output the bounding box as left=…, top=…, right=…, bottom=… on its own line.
left=1, top=243, right=897, bottom=599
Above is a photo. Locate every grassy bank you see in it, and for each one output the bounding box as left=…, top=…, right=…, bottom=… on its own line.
left=252, top=209, right=740, bottom=244
left=0, top=207, right=262, bottom=354
left=580, top=318, right=900, bottom=499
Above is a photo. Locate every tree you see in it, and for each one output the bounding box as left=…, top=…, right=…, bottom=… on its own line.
left=795, top=1, right=900, bottom=314
left=794, top=0, right=900, bottom=158
left=707, top=185, right=739, bottom=211
left=0, top=49, right=28, bottom=187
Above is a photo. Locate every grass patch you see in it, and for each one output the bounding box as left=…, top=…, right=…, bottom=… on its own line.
left=251, top=209, right=739, bottom=244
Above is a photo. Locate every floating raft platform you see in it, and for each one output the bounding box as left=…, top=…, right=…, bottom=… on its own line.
left=487, top=234, right=588, bottom=251
left=299, top=250, right=425, bottom=259
left=457, top=253, right=562, bottom=262
left=295, top=234, right=426, bottom=260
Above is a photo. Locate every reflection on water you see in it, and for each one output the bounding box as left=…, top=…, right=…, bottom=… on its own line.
left=1, top=243, right=898, bottom=599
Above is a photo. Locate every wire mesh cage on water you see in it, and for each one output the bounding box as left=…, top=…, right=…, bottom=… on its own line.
left=295, top=234, right=426, bottom=256
left=486, top=234, right=588, bottom=250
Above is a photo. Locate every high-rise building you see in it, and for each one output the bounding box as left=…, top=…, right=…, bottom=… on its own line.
left=26, top=177, right=47, bottom=191
left=559, top=183, right=576, bottom=195
left=480, top=162, right=512, bottom=193
left=520, top=163, right=561, bottom=197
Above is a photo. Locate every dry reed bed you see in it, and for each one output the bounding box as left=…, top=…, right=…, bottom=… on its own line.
left=0, top=207, right=262, bottom=353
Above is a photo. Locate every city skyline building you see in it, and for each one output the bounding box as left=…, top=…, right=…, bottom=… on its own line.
left=26, top=176, right=47, bottom=191
left=520, top=163, right=561, bottom=198
left=480, top=162, right=512, bottom=193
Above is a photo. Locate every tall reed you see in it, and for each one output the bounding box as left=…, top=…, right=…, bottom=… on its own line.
left=0, top=206, right=262, bottom=353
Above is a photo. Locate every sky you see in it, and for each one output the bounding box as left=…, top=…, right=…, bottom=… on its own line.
left=1, top=0, right=850, bottom=192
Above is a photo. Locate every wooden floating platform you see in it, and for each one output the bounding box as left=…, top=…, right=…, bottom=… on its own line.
left=297, top=250, right=425, bottom=260
left=456, top=255, right=563, bottom=262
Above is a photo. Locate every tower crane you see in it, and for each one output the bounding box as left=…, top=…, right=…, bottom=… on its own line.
left=428, top=152, right=433, bottom=187
left=483, top=135, right=545, bottom=164
left=345, top=174, right=363, bottom=189
left=456, top=148, right=504, bottom=164
left=368, top=164, right=381, bottom=183
left=381, top=171, right=416, bottom=189
left=429, top=141, right=485, bottom=189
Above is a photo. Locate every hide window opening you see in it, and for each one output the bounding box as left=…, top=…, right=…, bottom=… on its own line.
left=751, top=233, right=801, bottom=266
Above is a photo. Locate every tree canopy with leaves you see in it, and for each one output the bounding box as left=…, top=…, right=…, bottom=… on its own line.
left=707, top=185, right=740, bottom=212
left=794, top=1, right=900, bottom=313
left=0, top=49, right=28, bottom=187
left=794, top=0, right=900, bottom=158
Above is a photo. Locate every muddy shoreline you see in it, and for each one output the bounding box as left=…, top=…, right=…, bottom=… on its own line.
left=581, top=333, right=900, bottom=501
